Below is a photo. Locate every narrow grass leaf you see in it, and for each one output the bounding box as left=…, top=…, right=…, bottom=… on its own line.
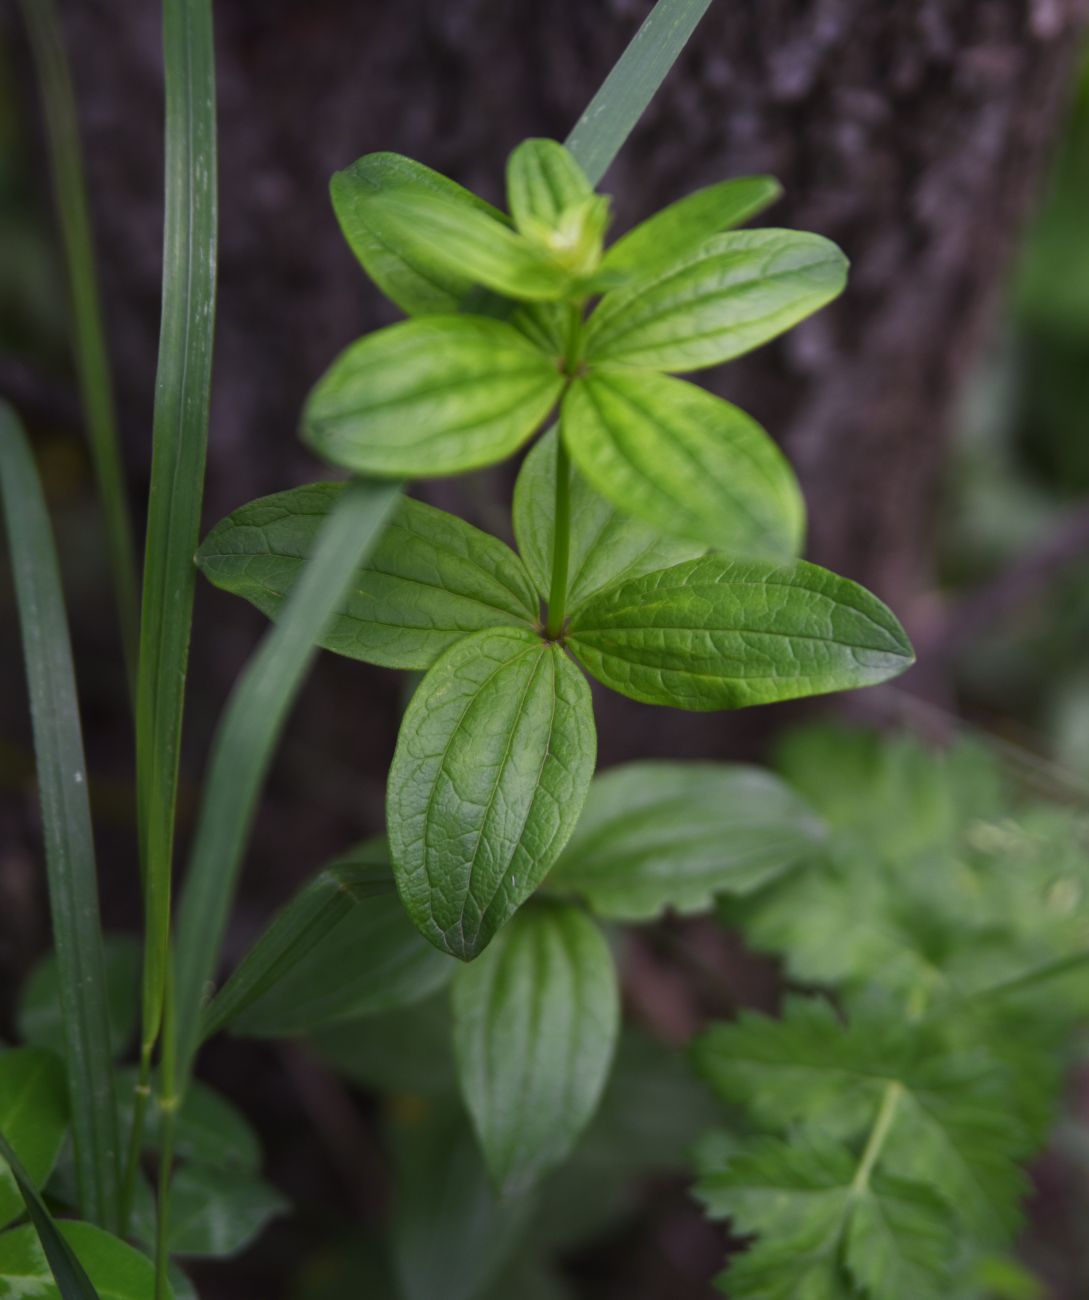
left=0, top=402, right=120, bottom=1228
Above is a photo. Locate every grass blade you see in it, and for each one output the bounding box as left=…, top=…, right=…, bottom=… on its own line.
left=0, top=401, right=121, bottom=1230
left=564, top=0, right=713, bottom=186
left=0, top=1127, right=101, bottom=1300
left=17, top=0, right=140, bottom=696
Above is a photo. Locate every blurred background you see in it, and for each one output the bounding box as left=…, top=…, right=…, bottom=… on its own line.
left=2, top=2, right=1089, bottom=1296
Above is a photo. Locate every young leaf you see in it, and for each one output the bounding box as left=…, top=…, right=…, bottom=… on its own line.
left=0, top=1221, right=168, bottom=1300
left=566, top=556, right=914, bottom=710
left=130, top=1164, right=287, bottom=1259
left=562, top=368, right=805, bottom=559
left=303, top=315, right=563, bottom=478
left=331, top=152, right=510, bottom=316
left=452, top=901, right=619, bottom=1194
left=583, top=229, right=847, bottom=371
left=388, top=626, right=596, bottom=961
left=600, top=175, right=782, bottom=280
left=506, top=139, right=592, bottom=235
left=547, top=761, right=824, bottom=920
left=0, top=1049, right=70, bottom=1231
left=513, top=426, right=701, bottom=610
left=357, top=190, right=575, bottom=301
left=18, top=936, right=140, bottom=1062
left=197, top=486, right=540, bottom=671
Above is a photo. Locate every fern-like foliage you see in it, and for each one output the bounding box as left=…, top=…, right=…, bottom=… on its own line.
left=694, top=725, right=1089, bottom=1298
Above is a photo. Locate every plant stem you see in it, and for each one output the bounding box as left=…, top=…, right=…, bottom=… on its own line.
left=850, top=1080, right=902, bottom=1194
left=546, top=435, right=572, bottom=640
left=967, top=948, right=1089, bottom=1005
left=118, top=1043, right=154, bottom=1235
left=154, top=973, right=178, bottom=1300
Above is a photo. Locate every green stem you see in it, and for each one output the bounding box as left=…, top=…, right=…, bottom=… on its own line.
left=850, top=1081, right=902, bottom=1194
left=545, top=435, right=572, bottom=639
left=966, top=949, right=1089, bottom=1006
left=154, top=971, right=178, bottom=1300
left=118, top=1042, right=154, bottom=1235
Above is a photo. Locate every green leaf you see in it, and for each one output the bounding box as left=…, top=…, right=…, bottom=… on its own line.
left=452, top=901, right=619, bottom=1193
left=18, top=936, right=140, bottom=1062
left=548, top=761, right=824, bottom=920
left=115, top=1074, right=260, bottom=1174
left=600, top=175, right=781, bottom=280
left=0, top=1049, right=69, bottom=1230
left=390, top=1101, right=533, bottom=1300
left=0, top=403, right=120, bottom=1229
left=357, top=190, right=576, bottom=302
left=506, top=139, right=592, bottom=235
left=562, top=369, right=805, bottom=559
left=513, top=426, right=701, bottom=611
left=388, top=626, right=596, bottom=961
left=0, top=1220, right=168, bottom=1300
left=303, top=315, right=563, bottom=478
left=567, top=556, right=914, bottom=710
left=197, top=486, right=539, bottom=671
left=310, top=992, right=455, bottom=1097
left=330, top=152, right=509, bottom=316
left=131, top=1165, right=287, bottom=1260
left=583, top=229, right=847, bottom=371
left=844, top=1171, right=957, bottom=1300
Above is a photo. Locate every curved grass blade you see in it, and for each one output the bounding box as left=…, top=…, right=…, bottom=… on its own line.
left=18, top=0, right=140, bottom=696
left=0, top=401, right=120, bottom=1230
left=0, top=1128, right=100, bottom=1300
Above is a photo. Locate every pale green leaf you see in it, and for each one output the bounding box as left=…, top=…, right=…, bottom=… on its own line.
left=197, top=486, right=539, bottom=671
left=600, top=175, right=782, bottom=280
left=583, top=229, right=847, bottom=371
left=562, top=368, right=805, bottom=559
left=388, top=627, right=596, bottom=960
left=330, top=152, right=509, bottom=316
left=506, top=139, right=592, bottom=235
left=17, top=936, right=140, bottom=1062
left=0, top=1220, right=171, bottom=1300
left=131, top=1164, right=287, bottom=1260
left=513, top=426, right=701, bottom=611
left=0, top=1049, right=69, bottom=1231
left=303, top=315, right=564, bottom=478
left=452, top=902, right=619, bottom=1194
left=567, top=556, right=914, bottom=710
left=548, top=761, right=824, bottom=920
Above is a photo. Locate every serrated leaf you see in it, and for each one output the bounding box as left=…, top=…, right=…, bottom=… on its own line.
left=566, top=556, right=914, bottom=711
left=513, top=426, right=702, bottom=611
left=507, top=139, right=592, bottom=234
left=547, top=761, right=823, bottom=920
left=330, top=152, right=510, bottom=316
left=600, top=175, right=781, bottom=280
left=562, top=368, right=805, bottom=559
left=0, top=1220, right=171, bottom=1299
left=358, top=190, right=576, bottom=301
left=584, top=229, right=847, bottom=371
left=303, top=315, right=563, bottom=478
left=452, top=901, right=619, bottom=1194
left=388, top=627, right=596, bottom=960
left=844, top=1171, right=956, bottom=1300
left=0, top=1049, right=69, bottom=1231
left=197, top=485, right=539, bottom=673
left=131, top=1164, right=287, bottom=1260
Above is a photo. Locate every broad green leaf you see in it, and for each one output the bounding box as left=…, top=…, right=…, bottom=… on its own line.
left=548, top=761, right=824, bottom=919
left=513, top=426, right=701, bottom=611
left=18, top=935, right=140, bottom=1061
left=844, top=1172, right=958, bottom=1300
left=0, top=1220, right=170, bottom=1299
left=506, top=139, right=592, bottom=235
left=357, top=190, right=576, bottom=301
left=197, top=486, right=539, bottom=671
left=390, top=1101, right=533, bottom=1300
left=452, top=901, right=619, bottom=1193
left=600, top=175, right=782, bottom=280
left=201, top=845, right=395, bottom=1039
left=303, top=315, right=563, bottom=478
left=562, top=369, right=805, bottom=559
left=330, top=152, right=509, bottom=316
left=0, top=1049, right=69, bottom=1230
left=115, top=1074, right=260, bottom=1173
left=583, top=229, right=847, bottom=371
left=131, top=1164, right=287, bottom=1259
left=567, top=556, right=914, bottom=710
left=511, top=303, right=569, bottom=356
left=310, top=992, right=455, bottom=1097
left=388, top=626, right=596, bottom=960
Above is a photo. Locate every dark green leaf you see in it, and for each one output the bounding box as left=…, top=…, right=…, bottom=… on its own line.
left=115, top=1073, right=260, bottom=1173
left=513, top=426, right=701, bottom=611
left=583, top=229, right=847, bottom=371
left=310, top=992, right=455, bottom=1097
left=562, top=368, right=805, bottom=559
left=303, top=316, right=563, bottom=478
left=18, top=936, right=140, bottom=1062
left=0, top=1220, right=164, bottom=1300
left=330, top=152, right=509, bottom=316
left=388, top=627, right=596, bottom=960
left=567, top=555, right=914, bottom=710
left=452, top=902, right=619, bottom=1193
left=197, top=486, right=539, bottom=671
left=600, top=175, right=781, bottom=280
left=131, top=1164, right=287, bottom=1260
left=506, top=139, right=592, bottom=235
left=548, top=761, right=824, bottom=919
left=0, top=1049, right=69, bottom=1230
